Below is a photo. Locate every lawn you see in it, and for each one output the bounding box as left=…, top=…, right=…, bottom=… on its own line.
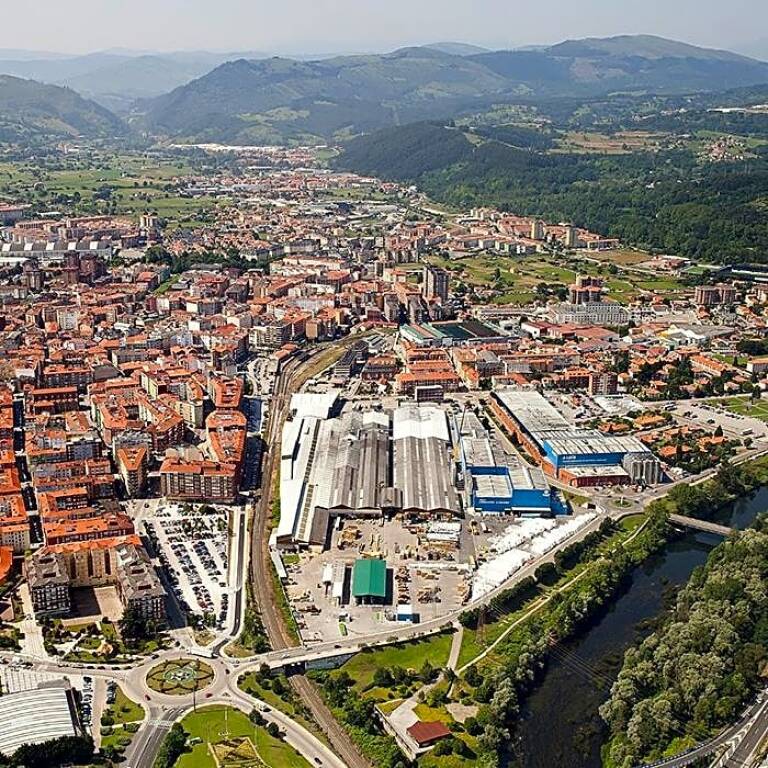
left=334, top=633, right=453, bottom=693
left=100, top=686, right=144, bottom=754
left=727, top=399, right=768, bottom=422
left=109, top=686, right=145, bottom=724
left=177, top=706, right=311, bottom=768
left=238, top=672, right=327, bottom=744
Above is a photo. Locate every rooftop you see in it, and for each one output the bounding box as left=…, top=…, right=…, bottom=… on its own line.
left=351, top=558, right=387, bottom=599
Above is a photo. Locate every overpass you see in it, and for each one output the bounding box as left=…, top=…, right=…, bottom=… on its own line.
left=669, top=514, right=734, bottom=537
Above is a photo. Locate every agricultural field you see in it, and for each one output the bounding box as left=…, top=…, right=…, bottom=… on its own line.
left=554, top=130, right=671, bottom=154
left=0, top=152, right=222, bottom=227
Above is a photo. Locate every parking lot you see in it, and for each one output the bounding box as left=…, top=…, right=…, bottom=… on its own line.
left=141, top=503, right=231, bottom=634
left=673, top=399, right=768, bottom=440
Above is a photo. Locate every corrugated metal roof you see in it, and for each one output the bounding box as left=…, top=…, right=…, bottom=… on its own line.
left=352, top=558, right=386, bottom=598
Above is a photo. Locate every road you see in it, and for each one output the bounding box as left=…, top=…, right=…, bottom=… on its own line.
left=634, top=694, right=768, bottom=768
left=211, top=506, right=249, bottom=656
left=127, top=705, right=186, bottom=768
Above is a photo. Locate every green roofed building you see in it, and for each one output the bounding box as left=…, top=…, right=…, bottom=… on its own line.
left=352, top=558, right=387, bottom=605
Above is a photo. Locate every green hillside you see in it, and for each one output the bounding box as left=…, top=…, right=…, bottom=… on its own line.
left=0, top=75, right=125, bottom=142
left=334, top=120, right=768, bottom=264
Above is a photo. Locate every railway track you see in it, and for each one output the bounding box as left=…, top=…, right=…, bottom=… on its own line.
left=249, top=348, right=370, bottom=768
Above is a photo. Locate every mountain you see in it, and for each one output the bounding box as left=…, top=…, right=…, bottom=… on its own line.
left=0, top=75, right=125, bottom=142
left=547, top=34, right=754, bottom=61
left=0, top=50, right=270, bottom=112
left=424, top=42, right=491, bottom=56
left=469, top=34, right=768, bottom=94
left=137, top=35, right=768, bottom=145
left=138, top=47, right=513, bottom=144
left=0, top=48, right=74, bottom=61
left=735, top=39, right=768, bottom=62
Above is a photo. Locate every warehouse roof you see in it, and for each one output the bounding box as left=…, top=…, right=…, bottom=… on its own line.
left=290, top=390, right=340, bottom=420
left=352, top=558, right=387, bottom=598
left=507, top=458, right=549, bottom=492
left=474, top=473, right=513, bottom=499
left=495, top=389, right=570, bottom=433
left=543, top=432, right=648, bottom=457
left=461, top=436, right=496, bottom=468
left=393, top=404, right=449, bottom=442
left=0, top=683, right=77, bottom=756
left=394, top=435, right=460, bottom=515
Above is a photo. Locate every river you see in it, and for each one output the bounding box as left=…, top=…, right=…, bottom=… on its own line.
left=512, top=489, right=768, bottom=768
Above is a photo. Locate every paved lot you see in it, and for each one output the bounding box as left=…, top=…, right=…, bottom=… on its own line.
left=673, top=400, right=768, bottom=439
left=141, top=504, right=231, bottom=634
left=282, top=514, right=529, bottom=643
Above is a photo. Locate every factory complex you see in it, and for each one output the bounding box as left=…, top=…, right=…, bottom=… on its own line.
left=277, top=392, right=564, bottom=549
left=491, top=389, right=662, bottom=488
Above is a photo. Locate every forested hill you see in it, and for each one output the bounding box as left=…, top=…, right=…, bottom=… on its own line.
left=334, top=121, right=768, bottom=264
left=0, top=75, right=125, bottom=143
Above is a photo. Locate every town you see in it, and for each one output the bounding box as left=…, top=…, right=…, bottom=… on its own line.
left=0, top=142, right=767, bottom=768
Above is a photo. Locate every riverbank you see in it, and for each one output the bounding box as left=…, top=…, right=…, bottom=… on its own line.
left=454, top=458, right=768, bottom=768
left=601, top=515, right=768, bottom=767
left=305, top=458, right=768, bottom=768
left=514, top=459, right=768, bottom=768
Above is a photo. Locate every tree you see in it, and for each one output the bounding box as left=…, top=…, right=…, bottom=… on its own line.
left=11, top=735, right=94, bottom=768
left=155, top=723, right=187, bottom=768
left=535, top=561, right=560, bottom=586
left=119, top=605, right=157, bottom=642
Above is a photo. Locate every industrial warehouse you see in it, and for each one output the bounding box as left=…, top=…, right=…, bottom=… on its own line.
left=277, top=393, right=461, bottom=548
left=277, top=393, right=566, bottom=549
left=490, top=389, right=662, bottom=487
left=458, top=410, right=558, bottom=514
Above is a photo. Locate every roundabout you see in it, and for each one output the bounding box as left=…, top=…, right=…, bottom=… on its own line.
left=146, top=658, right=215, bottom=696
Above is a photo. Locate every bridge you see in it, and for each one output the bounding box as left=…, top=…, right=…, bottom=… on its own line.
left=669, top=514, right=734, bottom=537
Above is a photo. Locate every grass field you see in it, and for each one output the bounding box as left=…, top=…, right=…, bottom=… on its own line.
left=556, top=130, right=668, bottom=155
left=177, top=706, right=311, bottom=768
left=717, top=397, right=768, bottom=422
left=108, top=686, right=145, bottom=724
left=422, top=251, right=686, bottom=306
left=331, top=633, right=453, bottom=695
left=0, top=153, right=223, bottom=226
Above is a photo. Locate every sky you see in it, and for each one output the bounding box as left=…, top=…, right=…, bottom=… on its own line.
left=5, top=0, right=768, bottom=57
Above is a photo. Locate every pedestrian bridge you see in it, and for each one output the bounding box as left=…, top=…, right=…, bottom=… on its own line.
left=669, top=514, right=734, bottom=537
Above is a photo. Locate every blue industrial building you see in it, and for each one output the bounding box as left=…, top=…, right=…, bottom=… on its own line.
left=460, top=432, right=554, bottom=515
